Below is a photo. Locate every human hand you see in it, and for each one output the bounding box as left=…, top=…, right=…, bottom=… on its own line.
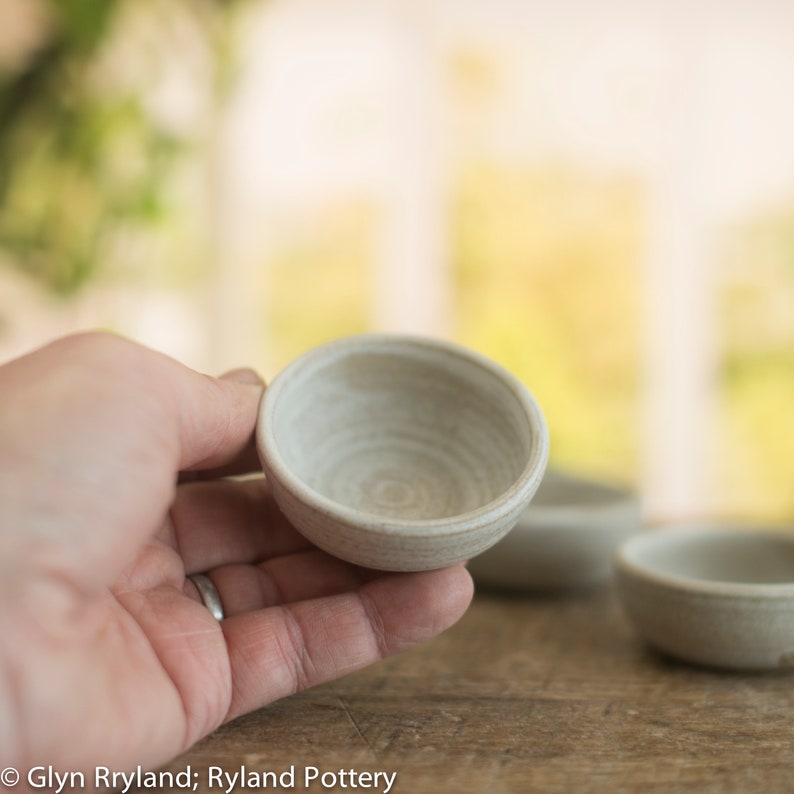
left=0, top=332, right=473, bottom=782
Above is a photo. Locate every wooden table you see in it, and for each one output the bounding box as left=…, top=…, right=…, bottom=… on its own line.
left=167, top=586, right=794, bottom=793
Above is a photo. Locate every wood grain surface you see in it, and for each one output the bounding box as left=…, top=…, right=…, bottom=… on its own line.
left=159, top=587, right=794, bottom=793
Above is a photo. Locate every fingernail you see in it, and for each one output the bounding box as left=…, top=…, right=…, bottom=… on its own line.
left=220, top=367, right=266, bottom=387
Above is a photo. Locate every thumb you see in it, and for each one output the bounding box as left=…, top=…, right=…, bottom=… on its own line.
left=177, top=368, right=266, bottom=480
left=171, top=367, right=264, bottom=473
left=219, top=367, right=265, bottom=387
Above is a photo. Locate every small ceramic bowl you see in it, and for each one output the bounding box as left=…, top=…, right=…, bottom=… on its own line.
left=616, top=525, right=794, bottom=671
left=256, top=334, right=549, bottom=571
left=467, top=469, right=641, bottom=590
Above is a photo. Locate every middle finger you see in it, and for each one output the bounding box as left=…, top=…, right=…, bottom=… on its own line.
left=164, top=477, right=313, bottom=573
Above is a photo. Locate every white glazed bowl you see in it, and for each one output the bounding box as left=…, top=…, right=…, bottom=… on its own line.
left=616, top=525, right=794, bottom=670
left=467, top=469, right=641, bottom=590
left=256, top=334, right=549, bottom=571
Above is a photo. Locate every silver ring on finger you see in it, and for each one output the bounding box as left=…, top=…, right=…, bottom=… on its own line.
left=189, top=573, right=225, bottom=621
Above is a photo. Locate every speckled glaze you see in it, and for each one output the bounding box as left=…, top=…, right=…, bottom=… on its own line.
left=616, top=525, right=794, bottom=671
left=256, top=334, right=549, bottom=571
left=467, top=469, right=641, bottom=590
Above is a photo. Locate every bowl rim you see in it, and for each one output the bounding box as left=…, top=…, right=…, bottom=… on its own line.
left=616, top=524, right=794, bottom=599
left=256, top=333, right=550, bottom=537
left=516, top=469, right=640, bottom=528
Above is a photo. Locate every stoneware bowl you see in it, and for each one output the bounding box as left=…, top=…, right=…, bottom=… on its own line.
left=256, top=334, right=549, bottom=571
left=616, top=524, right=794, bottom=671
left=467, top=469, right=641, bottom=591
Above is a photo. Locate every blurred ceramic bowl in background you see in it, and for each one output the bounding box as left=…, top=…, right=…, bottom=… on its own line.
left=257, top=334, right=549, bottom=571
left=467, top=469, right=641, bottom=591
left=616, top=524, right=794, bottom=671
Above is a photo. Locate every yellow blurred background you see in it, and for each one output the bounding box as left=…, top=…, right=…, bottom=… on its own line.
left=1, top=0, right=793, bottom=525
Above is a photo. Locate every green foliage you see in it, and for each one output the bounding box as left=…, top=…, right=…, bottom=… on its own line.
left=0, top=1, right=183, bottom=295
left=48, top=1, right=118, bottom=53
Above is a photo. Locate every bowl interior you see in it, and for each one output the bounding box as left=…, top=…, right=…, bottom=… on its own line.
left=269, top=341, right=535, bottom=521
left=623, top=528, right=794, bottom=585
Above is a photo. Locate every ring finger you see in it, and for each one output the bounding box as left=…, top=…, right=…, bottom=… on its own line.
left=187, top=549, right=380, bottom=618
